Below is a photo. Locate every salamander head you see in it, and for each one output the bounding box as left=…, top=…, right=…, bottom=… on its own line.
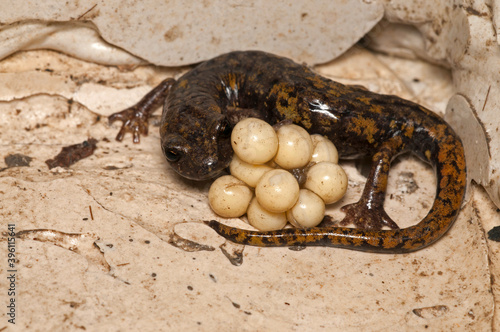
left=160, top=105, right=233, bottom=181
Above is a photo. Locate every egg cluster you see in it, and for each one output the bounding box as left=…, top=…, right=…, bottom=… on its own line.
left=208, top=118, right=348, bottom=231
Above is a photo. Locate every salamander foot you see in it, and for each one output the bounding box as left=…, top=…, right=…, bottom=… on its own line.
left=340, top=201, right=399, bottom=230
left=108, top=78, right=175, bottom=143
left=108, top=106, right=149, bottom=143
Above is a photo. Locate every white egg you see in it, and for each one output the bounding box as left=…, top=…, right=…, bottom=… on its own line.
left=247, top=197, right=287, bottom=231
left=231, top=118, right=278, bottom=164
left=310, top=134, right=339, bottom=164
left=229, top=154, right=274, bottom=187
left=255, top=169, right=300, bottom=213
left=286, top=189, right=326, bottom=228
left=274, top=124, right=313, bottom=169
left=304, top=162, right=348, bottom=204
left=208, top=175, right=253, bottom=218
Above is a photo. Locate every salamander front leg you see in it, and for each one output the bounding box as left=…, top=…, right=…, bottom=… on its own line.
left=340, top=144, right=399, bottom=230
left=108, top=78, right=175, bottom=143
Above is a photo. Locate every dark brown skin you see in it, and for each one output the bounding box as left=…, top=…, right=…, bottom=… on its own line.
left=109, top=51, right=466, bottom=253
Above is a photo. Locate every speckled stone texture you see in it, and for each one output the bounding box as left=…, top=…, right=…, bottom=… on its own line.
left=1, top=1, right=500, bottom=330
left=0, top=47, right=497, bottom=331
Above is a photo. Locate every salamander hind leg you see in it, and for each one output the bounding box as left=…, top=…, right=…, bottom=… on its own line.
left=108, top=78, right=175, bottom=143
left=340, top=142, right=400, bottom=230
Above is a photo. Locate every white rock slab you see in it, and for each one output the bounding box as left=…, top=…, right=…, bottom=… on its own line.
left=0, top=48, right=494, bottom=331
left=0, top=21, right=146, bottom=66
left=0, top=0, right=383, bottom=65
left=371, top=0, right=500, bottom=208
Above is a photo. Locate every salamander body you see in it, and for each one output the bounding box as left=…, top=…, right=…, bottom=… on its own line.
left=110, top=51, right=466, bottom=253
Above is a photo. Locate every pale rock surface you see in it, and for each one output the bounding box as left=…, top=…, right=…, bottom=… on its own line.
left=0, top=0, right=383, bottom=66
left=0, top=47, right=496, bottom=331
left=370, top=0, right=500, bottom=209
left=1, top=1, right=500, bottom=330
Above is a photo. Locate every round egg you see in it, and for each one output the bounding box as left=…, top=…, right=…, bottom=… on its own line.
left=231, top=118, right=278, bottom=164
left=247, top=197, right=287, bottom=231
left=310, top=134, right=339, bottom=164
left=208, top=175, right=253, bottom=218
left=304, top=162, right=348, bottom=204
left=286, top=189, right=325, bottom=228
left=274, top=124, right=313, bottom=169
left=255, top=169, right=300, bottom=213
left=229, top=154, right=274, bottom=187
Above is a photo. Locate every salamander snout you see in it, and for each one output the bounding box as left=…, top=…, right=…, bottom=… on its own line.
left=161, top=133, right=232, bottom=181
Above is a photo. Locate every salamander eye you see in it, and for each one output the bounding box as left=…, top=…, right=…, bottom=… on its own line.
left=217, top=119, right=232, bottom=138
left=164, top=147, right=182, bottom=162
